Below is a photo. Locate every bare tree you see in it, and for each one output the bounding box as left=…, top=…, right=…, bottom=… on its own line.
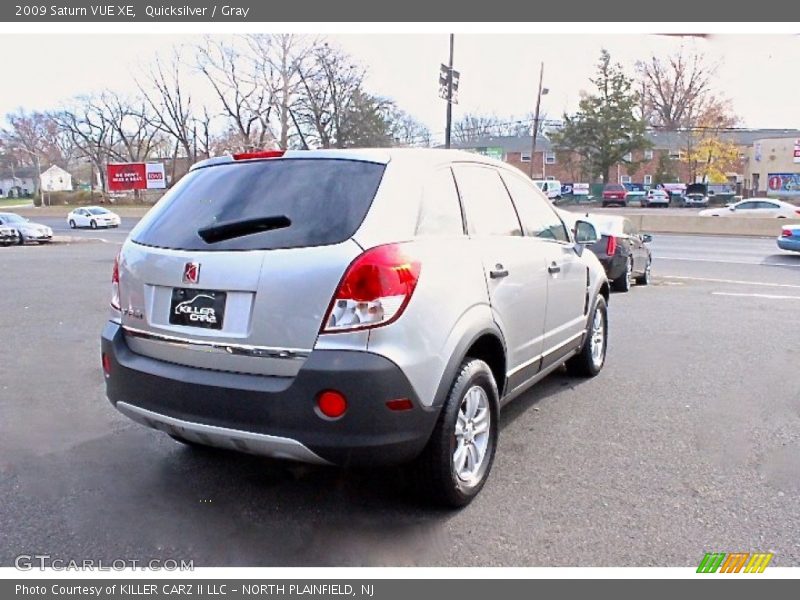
left=1, top=109, right=74, bottom=169
left=246, top=34, right=313, bottom=150
left=197, top=37, right=274, bottom=152
left=452, top=113, right=544, bottom=144
left=51, top=96, right=118, bottom=192
left=293, top=42, right=370, bottom=148
left=636, top=46, right=722, bottom=130
left=139, top=48, right=199, bottom=174
left=98, top=92, right=162, bottom=163
left=387, top=106, right=431, bottom=147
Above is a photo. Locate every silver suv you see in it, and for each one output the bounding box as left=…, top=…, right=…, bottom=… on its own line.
left=101, top=149, right=609, bottom=506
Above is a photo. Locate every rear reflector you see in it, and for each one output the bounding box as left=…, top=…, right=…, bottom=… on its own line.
left=317, top=390, right=347, bottom=419
left=606, top=235, right=618, bottom=256
left=232, top=150, right=285, bottom=160
left=386, top=398, right=414, bottom=411
left=102, top=353, right=111, bottom=377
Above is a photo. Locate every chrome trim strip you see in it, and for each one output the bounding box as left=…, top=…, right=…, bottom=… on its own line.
left=122, top=326, right=310, bottom=360
left=506, top=330, right=585, bottom=378
left=116, top=402, right=332, bottom=465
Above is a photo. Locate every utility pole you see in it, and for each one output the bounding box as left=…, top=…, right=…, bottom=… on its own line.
left=529, top=61, right=545, bottom=179
left=444, top=34, right=455, bottom=149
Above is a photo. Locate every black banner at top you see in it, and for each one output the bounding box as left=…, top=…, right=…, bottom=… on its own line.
left=2, top=0, right=800, bottom=22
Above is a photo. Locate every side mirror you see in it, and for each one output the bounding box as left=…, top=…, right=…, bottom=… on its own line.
left=575, top=220, right=599, bottom=244
left=642, top=233, right=653, bottom=243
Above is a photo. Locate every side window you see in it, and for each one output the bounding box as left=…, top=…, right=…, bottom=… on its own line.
left=416, top=168, right=464, bottom=237
left=759, top=201, right=779, bottom=209
left=737, top=202, right=757, bottom=210
left=501, top=172, right=569, bottom=242
left=453, top=166, right=522, bottom=237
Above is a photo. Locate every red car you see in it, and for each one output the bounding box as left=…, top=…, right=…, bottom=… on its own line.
left=601, top=183, right=628, bottom=207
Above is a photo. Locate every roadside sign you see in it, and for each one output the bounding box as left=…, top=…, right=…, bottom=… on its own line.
left=107, top=162, right=166, bottom=191
left=794, top=139, right=800, bottom=163
left=438, top=64, right=459, bottom=104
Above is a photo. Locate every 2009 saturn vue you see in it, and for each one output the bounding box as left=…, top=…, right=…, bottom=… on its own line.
left=101, top=148, right=610, bottom=506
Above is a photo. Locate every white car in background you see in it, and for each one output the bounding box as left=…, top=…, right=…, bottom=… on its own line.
left=67, top=206, right=122, bottom=229
left=699, top=199, right=800, bottom=218
left=641, top=189, right=670, bottom=208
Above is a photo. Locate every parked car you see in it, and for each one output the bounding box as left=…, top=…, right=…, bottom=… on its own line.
left=0, top=224, right=20, bottom=246
left=0, top=212, right=53, bottom=244
left=101, top=148, right=610, bottom=507
left=641, top=189, right=670, bottom=208
left=699, top=199, right=800, bottom=218
left=533, top=179, right=562, bottom=200
left=601, top=183, right=628, bottom=207
left=566, top=213, right=652, bottom=292
left=777, top=226, right=800, bottom=253
left=684, top=183, right=710, bottom=208
left=623, top=183, right=646, bottom=204
left=67, top=206, right=121, bottom=229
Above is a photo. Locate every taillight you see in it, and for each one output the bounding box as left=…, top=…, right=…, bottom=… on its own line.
left=321, top=243, right=421, bottom=333
left=232, top=150, right=285, bottom=160
left=782, top=229, right=793, bottom=238
left=606, top=236, right=618, bottom=256
left=111, top=253, right=120, bottom=310
left=795, top=209, right=800, bottom=216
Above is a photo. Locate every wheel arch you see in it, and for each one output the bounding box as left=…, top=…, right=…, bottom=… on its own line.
left=432, top=324, right=507, bottom=409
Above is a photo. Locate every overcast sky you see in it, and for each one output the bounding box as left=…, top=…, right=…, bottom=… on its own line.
left=3, top=33, right=799, bottom=142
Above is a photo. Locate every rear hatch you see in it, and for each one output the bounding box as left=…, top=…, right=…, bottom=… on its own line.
left=118, top=157, right=386, bottom=377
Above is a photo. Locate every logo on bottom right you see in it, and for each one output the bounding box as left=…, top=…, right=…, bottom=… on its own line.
left=697, top=552, right=773, bottom=573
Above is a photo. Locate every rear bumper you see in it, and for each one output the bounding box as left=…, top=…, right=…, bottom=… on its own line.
left=101, top=321, right=439, bottom=466
left=777, top=238, right=800, bottom=252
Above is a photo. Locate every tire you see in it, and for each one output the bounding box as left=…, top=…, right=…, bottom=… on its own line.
left=17, top=234, right=24, bottom=246
left=69, top=219, right=76, bottom=229
left=566, top=295, right=608, bottom=377
left=90, top=220, right=97, bottom=229
left=414, top=358, right=499, bottom=508
left=611, top=258, right=632, bottom=292
left=635, top=258, right=652, bottom=285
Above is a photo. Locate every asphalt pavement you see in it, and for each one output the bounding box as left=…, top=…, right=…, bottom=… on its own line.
left=1, top=234, right=798, bottom=567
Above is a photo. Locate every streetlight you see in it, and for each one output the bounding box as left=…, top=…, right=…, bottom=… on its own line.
left=529, top=62, right=549, bottom=179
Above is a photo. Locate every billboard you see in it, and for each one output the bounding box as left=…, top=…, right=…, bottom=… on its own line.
left=767, top=173, right=800, bottom=197
left=107, top=163, right=167, bottom=191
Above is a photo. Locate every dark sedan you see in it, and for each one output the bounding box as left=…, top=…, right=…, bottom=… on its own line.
left=583, top=215, right=652, bottom=292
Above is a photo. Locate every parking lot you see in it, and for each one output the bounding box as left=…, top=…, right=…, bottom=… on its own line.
left=1, top=228, right=799, bottom=567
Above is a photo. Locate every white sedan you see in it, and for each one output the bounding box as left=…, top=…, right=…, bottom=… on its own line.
left=699, top=199, right=800, bottom=218
left=642, top=189, right=670, bottom=208
left=67, top=206, right=121, bottom=229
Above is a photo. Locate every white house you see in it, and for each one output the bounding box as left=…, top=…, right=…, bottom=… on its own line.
left=0, top=172, right=36, bottom=198
left=40, top=165, right=73, bottom=192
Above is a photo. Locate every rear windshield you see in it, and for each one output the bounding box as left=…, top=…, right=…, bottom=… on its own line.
left=131, top=158, right=386, bottom=251
left=604, top=184, right=625, bottom=191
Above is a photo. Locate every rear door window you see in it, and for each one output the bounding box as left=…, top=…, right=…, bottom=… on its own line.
left=452, top=165, right=522, bottom=237
left=131, top=158, right=386, bottom=251
left=416, top=168, right=464, bottom=236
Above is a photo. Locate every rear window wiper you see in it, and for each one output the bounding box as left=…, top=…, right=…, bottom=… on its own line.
left=197, top=215, right=291, bottom=244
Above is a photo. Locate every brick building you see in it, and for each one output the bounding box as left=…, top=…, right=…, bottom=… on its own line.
left=450, top=129, right=800, bottom=191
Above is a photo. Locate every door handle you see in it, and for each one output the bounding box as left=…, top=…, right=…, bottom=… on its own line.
left=489, top=264, right=509, bottom=279
left=548, top=262, right=561, bottom=274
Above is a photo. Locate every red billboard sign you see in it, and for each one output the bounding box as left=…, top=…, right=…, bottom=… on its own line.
left=107, top=163, right=167, bottom=191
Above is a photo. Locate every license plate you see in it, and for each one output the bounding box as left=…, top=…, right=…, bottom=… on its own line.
left=169, top=288, right=226, bottom=329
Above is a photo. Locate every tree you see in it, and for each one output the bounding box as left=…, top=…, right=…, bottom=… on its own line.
left=653, top=152, right=679, bottom=185
left=52, top=96, right=118, bottom=193
left=682, top=136, right=739, bottom=184
left=1, top=109, right=74, bottom=170
left=247, top=34, right=313, bottom=150
left=197, top=36, right=275, bottom=152
left=386, top=106, right=431, bottom=147
left=452, top=112, right=541, bottom=144
left=294, top=42, right=388, bottom=149
left=636, top=46, right=721, bottom=130
left=551, top=50, right=651, bottom=183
